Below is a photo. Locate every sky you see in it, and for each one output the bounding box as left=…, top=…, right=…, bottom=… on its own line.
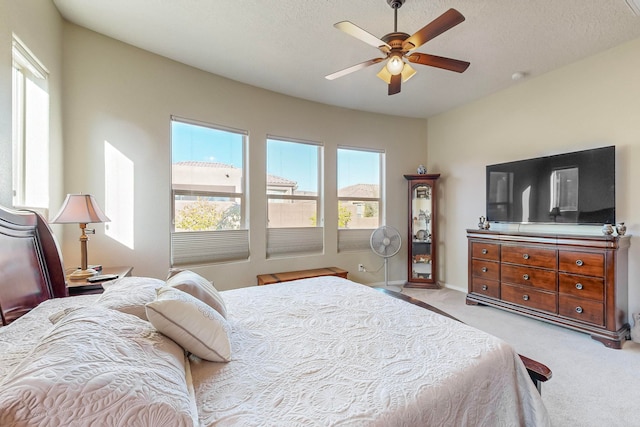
left=172, top=120, right=380, bottom=192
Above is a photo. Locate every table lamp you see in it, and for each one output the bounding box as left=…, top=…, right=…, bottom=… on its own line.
left=51, top=194, right=110, bottom=280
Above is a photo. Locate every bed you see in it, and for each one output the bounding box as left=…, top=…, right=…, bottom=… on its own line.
left=0, top=205, right=551, bottom=426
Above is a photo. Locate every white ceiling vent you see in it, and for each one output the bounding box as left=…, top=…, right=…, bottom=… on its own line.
left=625, top=0, right=640, bottom=16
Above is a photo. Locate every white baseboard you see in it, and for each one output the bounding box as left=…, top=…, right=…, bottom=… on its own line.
left=440, top=281, right=466, bottom=294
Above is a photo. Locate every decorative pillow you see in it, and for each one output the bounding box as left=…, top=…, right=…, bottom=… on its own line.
left=166, top=270, right=227, bottom=318
left=96, top=276, right=165, bottom=320
left=0, top=306, right=197, bottom=426
left=146, top=287, right=231, bottom=362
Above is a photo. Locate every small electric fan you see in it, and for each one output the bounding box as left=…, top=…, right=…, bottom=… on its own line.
left=370, top=225, right=402, bottom=289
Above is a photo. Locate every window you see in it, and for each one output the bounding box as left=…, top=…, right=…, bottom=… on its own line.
left=12, top=36, right=49, bottom=209
left=266, top=136, right=323, bottom=257
left=337, top=147, right=384, bottom=251
left=170, top=116, right=248, bottom=265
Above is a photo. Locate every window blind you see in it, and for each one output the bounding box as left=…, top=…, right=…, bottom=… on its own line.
left=267, top=227, right=323, bottom=258
left=338, top=229, right=374, bottom=252
left=171, top=229, right=249, bottom=266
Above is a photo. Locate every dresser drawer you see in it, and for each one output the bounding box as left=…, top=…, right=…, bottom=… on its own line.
left=558, top=251, right=604, bottom=277
left=559, top=295, right=604, bottom=326
left=471, top=260, right=499, bottom=281
left=558, top=273, right=604, bottom=302
left=501, top=264, right=556, bottom=291
left=502, top=245, right=557, bottom=269
left=471, top=242, right=500, bottom=261
left=501, top=283, right=557, bottom=313
left=471, top=277, right=500, bottom=298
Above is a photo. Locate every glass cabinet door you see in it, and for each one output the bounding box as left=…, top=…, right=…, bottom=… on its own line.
left=405, top=174, right=440, bottom=288
left=411, top=183, right=432, bottom=280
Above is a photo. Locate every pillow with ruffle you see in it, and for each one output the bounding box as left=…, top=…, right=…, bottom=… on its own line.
left=166, top=270, right=227, bottom=318
left=146, top=286, right=231, bottom=362
left=0, top=305, right=197, bottom=426
left=96, top=276, right=165, bottom=320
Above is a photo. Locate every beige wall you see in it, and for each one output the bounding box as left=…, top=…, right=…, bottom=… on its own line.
left=0, top=0, right=64, bottom=211
left=427, top=36, right=640, bottom=323
left=61, top=23, right=428, bottom=289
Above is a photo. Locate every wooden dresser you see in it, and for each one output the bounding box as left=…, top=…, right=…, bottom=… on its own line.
left=466, top=229, right=630, bottom=348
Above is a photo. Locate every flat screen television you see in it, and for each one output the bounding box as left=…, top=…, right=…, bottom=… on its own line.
left=486, top=146, right=615, bottom=225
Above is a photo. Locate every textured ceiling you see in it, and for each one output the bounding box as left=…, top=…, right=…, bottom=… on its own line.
left=52, top=0, right=640, bottom=119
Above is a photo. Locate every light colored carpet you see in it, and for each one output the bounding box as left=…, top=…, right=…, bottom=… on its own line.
left=400, top=287, right=640, bottom=427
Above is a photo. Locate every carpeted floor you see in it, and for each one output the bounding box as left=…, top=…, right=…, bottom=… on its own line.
left=400, top=287, right=640, bottom=427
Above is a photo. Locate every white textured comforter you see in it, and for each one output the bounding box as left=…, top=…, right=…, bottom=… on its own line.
left=0, top=277, right=550, bottom=426
left=191, top=277, right=550, bottom=426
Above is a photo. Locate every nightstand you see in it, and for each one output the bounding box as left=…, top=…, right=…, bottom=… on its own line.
left=67, top=266, right=133, bottom=296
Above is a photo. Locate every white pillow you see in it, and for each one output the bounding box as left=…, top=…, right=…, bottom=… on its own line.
left=146, top=286, right=231, bottom=362
left=0, top=306, right=197, bottom=426
left=96, top=276, right=165, bottom=320
left=166, top=270, right=227, bottom=318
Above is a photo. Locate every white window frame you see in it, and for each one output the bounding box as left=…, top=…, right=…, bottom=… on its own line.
left=12, top=35, right=49, bottom=210
left=265, top=135, right=324, bottom=258
left=170, top=116, right=249, bottom=265
left=337, top=146, right=385, bottom=252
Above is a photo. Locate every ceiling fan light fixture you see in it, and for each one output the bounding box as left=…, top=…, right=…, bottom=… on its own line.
left=401, top=63, right=416, bottom=82
left=377, top=61, right=416, bottom=84
left=386, top=55, right=405, bottom=75
left=376, top=66, right=392, bottom=84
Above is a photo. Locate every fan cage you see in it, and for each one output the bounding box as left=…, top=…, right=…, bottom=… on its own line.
left=370, top=225, right=402, bottom=258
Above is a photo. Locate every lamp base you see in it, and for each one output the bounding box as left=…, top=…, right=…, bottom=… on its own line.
left=68, top=268, right=98, bottom=280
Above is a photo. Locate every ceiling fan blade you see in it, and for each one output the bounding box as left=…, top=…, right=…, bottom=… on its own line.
left=407, top=53, right=470, bottom=73
left=389, top=74, right=401, bottom=95
left=403, top=8, right=465, bottom=51
left=325, top=57, right=384, bottom=80
left=334, top=21, right=391, bottom=51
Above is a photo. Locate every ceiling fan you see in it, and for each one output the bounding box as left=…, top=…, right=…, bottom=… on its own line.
left=325, top=0, right=470, bottom=95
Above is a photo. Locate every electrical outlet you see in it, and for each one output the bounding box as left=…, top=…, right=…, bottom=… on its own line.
left=358, top=263, right=366, bottom=272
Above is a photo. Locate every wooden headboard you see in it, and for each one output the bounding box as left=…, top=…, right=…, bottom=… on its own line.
left=0, top=205, right=67, bottom=325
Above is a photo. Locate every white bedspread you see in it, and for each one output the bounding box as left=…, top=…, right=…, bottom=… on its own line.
left=0, top=277, right=550, bottom=426
left=190, top=277, right=550, bottom=426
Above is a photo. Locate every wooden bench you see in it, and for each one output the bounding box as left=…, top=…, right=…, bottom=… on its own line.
left=257, top=267, right=348, bottom=286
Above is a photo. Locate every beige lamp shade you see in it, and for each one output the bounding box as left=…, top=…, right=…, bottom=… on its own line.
left=51, top=194, right=110, bottom=224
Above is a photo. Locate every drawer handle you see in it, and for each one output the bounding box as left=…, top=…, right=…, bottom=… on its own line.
left=481, top=267, right=488, bottom=273
left=482, top=249, right=488, bottom=255
left=482, top=285, right=488, bottom=291
left=575, top=306, right=583, bottom=314
left=576, top=260, right=584, bottom=267
left=523, top=274, right=530, bottom=280
left=522, top=295, right=530, bottom=301
left=523, top=254, right=530, bottom=260
left=575, top=283, right=583, bottom=290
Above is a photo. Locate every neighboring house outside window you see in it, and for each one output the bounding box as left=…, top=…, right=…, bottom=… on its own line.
left=266, top=136, right=323, bottom=258
left=337, top=147, right=384, bottom=252
left=12, top=36, right=49, bottom=210
left=170, top=117, right=248, bottom=265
